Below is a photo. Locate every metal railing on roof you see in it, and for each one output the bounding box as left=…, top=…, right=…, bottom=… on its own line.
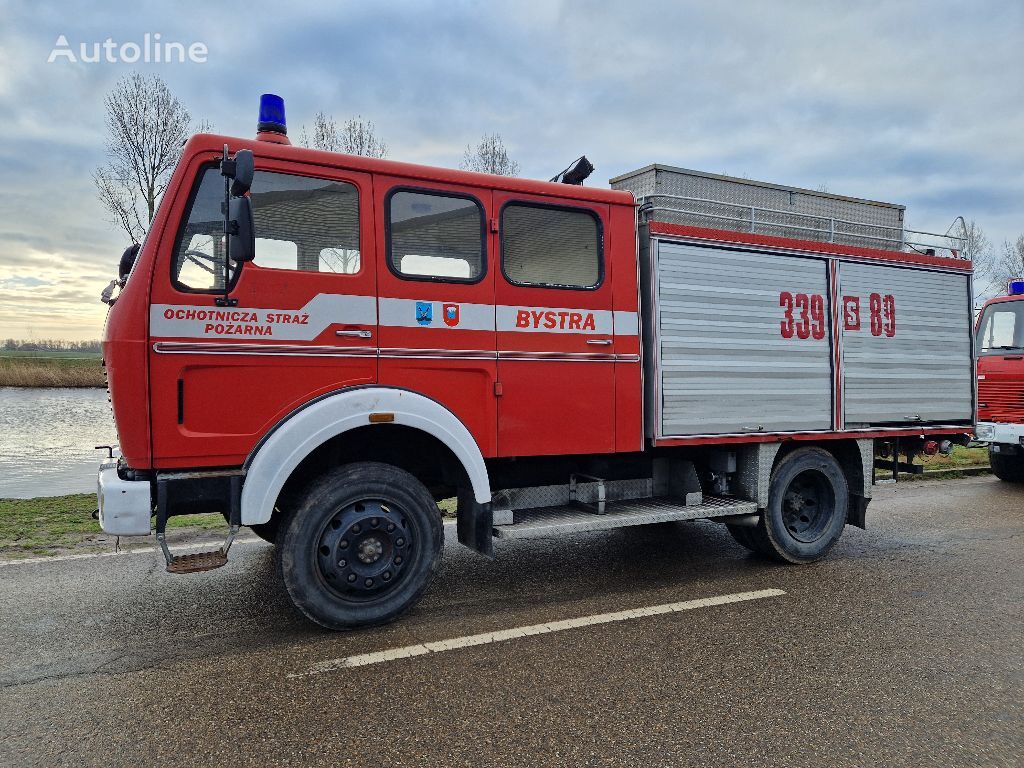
left=639, top=194, right=968, bottom=260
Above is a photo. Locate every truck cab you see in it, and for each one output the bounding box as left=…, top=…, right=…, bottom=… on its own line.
left=975, top=282, right=1024, bottom=481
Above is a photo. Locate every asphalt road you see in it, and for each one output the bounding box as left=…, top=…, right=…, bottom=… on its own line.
left=1, top=475, right=1021, bottom=767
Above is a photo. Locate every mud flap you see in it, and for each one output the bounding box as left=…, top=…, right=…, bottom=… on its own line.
left=457, top=487, right=494, bottom=558
left=848, top=494, right=869, bottom=529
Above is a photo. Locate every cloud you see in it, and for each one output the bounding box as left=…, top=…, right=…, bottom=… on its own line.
left=0, top=0, right=1022, bottom=339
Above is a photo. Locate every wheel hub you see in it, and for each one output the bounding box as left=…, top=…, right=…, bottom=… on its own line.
left=781, top=470, right=833, bottom=543
left=315, top=500, right=413, bottom=598
left=357, top=537, right=384, bottom=564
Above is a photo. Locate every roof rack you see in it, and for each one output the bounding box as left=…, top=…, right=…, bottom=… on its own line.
left=638, top=194, right=967, bottom=260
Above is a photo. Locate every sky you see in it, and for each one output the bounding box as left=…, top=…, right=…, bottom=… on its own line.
left=0, top=0, right=1021, bottom=340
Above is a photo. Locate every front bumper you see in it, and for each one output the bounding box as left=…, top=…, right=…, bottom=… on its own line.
left=97, top=458, right=152, bottom=536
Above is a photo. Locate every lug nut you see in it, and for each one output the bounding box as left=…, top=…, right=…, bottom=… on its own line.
left=382, top=572, right=391, bottom=581
left=347, top=574, right=356, bottom=583
left=365, top=578, right=374, bottom=587
left=370, top=518, right=379, bottom=527
left=352, top=524, right=361, bottom=534
left=396, top=538, right=405, bottom=547
left=339, top=539, right=349, bottom=549
left=386, top=523, right=395, bottom=532
left=337, top=559, right=347, bottom=568
left=394, top=556, right=402, bottom=564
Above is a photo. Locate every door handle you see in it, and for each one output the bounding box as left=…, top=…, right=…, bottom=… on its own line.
left=586, top=339, right=613, bottom=346
left=336, top=329, right=372, bottom=339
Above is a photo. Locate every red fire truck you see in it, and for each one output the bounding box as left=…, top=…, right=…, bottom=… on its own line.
left=975, top=280, right=1024, bottom=481
left=97, top=95, right=974, bottom=628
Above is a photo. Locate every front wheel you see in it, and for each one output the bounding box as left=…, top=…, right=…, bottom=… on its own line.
left=747, top=447, right=849, bottom=564
left=277, top=462, right=443, bottom=630
left=989, top=447, right=1024, bottom=483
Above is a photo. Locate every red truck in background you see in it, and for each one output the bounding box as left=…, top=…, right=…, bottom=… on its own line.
left=97, top=95, right=974, bottom=629
left=975, top=280, right=1024, bottom=480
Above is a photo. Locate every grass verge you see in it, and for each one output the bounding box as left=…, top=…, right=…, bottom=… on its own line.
left=0, top=353, right=105, bottom=387
left=0, top=494, right=224, bottom=559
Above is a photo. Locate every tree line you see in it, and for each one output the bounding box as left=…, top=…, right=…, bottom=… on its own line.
left=3, top=339, right=102, bottom=353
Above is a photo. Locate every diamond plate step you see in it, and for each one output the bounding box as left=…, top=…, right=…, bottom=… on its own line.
left=492, top=496, right=757, bottom=540
left=165, top=548, right=229, bottom=574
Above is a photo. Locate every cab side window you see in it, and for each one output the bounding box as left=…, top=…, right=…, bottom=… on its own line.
left=502, top=203, right=602, bottom=289
left=173, top=168, right=361, bottom=292
left=387, top=189, right=485, bottom=282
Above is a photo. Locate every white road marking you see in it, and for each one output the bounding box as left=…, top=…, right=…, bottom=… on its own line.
left=290, top=588, right=786, bottom=678
left=0, top=519, right=458, bottom=567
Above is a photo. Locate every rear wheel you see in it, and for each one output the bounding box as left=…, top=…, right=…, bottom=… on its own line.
left=277, top=462, right=443, bottom=630
left=747, top=447, right=849, bottom=564
left=989, top=447, right=1024, bottom=483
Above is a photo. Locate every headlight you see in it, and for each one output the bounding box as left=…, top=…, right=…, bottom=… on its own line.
left=975, top=424, right=995, bottom=441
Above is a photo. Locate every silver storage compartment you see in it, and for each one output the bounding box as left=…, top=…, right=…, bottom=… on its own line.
left=651, top=240, right=833, bottom=437
left=838, top=262, right=973, bottom=426
left=612, top=164, right=905, bottom=251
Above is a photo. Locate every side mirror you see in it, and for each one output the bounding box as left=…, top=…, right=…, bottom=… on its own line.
left=228, top=149, right=254, bottom=196
left=118, top=243, right=140, bottom=281
left=228, top=196, right=255, bottom=262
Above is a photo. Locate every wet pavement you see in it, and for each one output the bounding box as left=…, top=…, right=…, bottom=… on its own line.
left=0, top=475, right=1021, bottom=767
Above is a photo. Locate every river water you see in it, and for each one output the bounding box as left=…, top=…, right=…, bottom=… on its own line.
left=0, top=388, right=118, bottom=499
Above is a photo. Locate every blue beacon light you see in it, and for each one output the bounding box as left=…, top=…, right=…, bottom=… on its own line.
left=1008, top=279, right=1024, bottom=296
left=257, top=93, right=287, bottom=135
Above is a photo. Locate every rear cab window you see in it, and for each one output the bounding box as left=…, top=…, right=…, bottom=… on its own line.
left=501, top=202, right=603, bottom=289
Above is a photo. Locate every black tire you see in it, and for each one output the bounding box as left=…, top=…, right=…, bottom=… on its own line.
left=727, top=522, right=774, bottom=557
left=748, top=447, right=849, bottom=564
left=277, top=462, right=443, bottom=630
left=249, top=519, right=280, bottom=544
left=989, top=448, right=1024, bottom=483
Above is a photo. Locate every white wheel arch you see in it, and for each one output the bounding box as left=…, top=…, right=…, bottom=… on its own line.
left=240, top=387, right=491, bottom=525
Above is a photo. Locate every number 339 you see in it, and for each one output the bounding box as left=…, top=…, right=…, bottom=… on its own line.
left=779, top=292, right=826, bottom=340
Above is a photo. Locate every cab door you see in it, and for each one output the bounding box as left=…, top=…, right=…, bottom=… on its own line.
left=374, top=179, right=497, bottom=457
left=494, top=194, right=615, bottom=456
left=148, top=157, right=377, bottom=468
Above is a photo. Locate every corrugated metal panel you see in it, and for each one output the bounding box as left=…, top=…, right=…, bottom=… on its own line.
left=839, top=262, right=972, bottom=425
left=612, top=165, right=904, bottom=250
left=654, top=241, right=833, bottom=436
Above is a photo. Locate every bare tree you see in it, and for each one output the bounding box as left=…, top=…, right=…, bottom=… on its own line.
left=992, top=235, right=1024, bottom=289
left=952, top=218, right=1000, bottom=297
left=299, top=112, right=388, bottom=158
left=93, top=73, right=208, bottom=243
left=461, top=133, right=520, bottom=176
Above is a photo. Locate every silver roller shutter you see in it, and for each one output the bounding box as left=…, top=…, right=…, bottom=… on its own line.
left=839, top=262, right=972, bottom=426
left=654, top=241, right=833, bottom=436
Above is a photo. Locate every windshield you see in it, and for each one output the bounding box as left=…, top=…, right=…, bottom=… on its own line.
left=977, top=300, right=1024, bottom=354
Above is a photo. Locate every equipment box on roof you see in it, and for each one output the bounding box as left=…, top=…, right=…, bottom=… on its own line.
left=612, top=164, right=906, bottom=251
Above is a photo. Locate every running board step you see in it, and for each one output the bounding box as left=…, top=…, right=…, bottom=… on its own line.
left=157, top=524, right=239, bottom=574
left=493, top=496, right=757, bottom=539
left=165, top=548, right=229, bottom=574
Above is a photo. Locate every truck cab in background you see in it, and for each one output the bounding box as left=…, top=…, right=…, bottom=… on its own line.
left=975, top=281, right=1024, bottom=481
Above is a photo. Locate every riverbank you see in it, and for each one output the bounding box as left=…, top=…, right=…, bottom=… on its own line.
left=0, top=353, right=105, bottom=387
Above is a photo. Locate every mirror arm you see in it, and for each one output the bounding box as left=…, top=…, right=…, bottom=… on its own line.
left=216, top=144, right=238, bottom=308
